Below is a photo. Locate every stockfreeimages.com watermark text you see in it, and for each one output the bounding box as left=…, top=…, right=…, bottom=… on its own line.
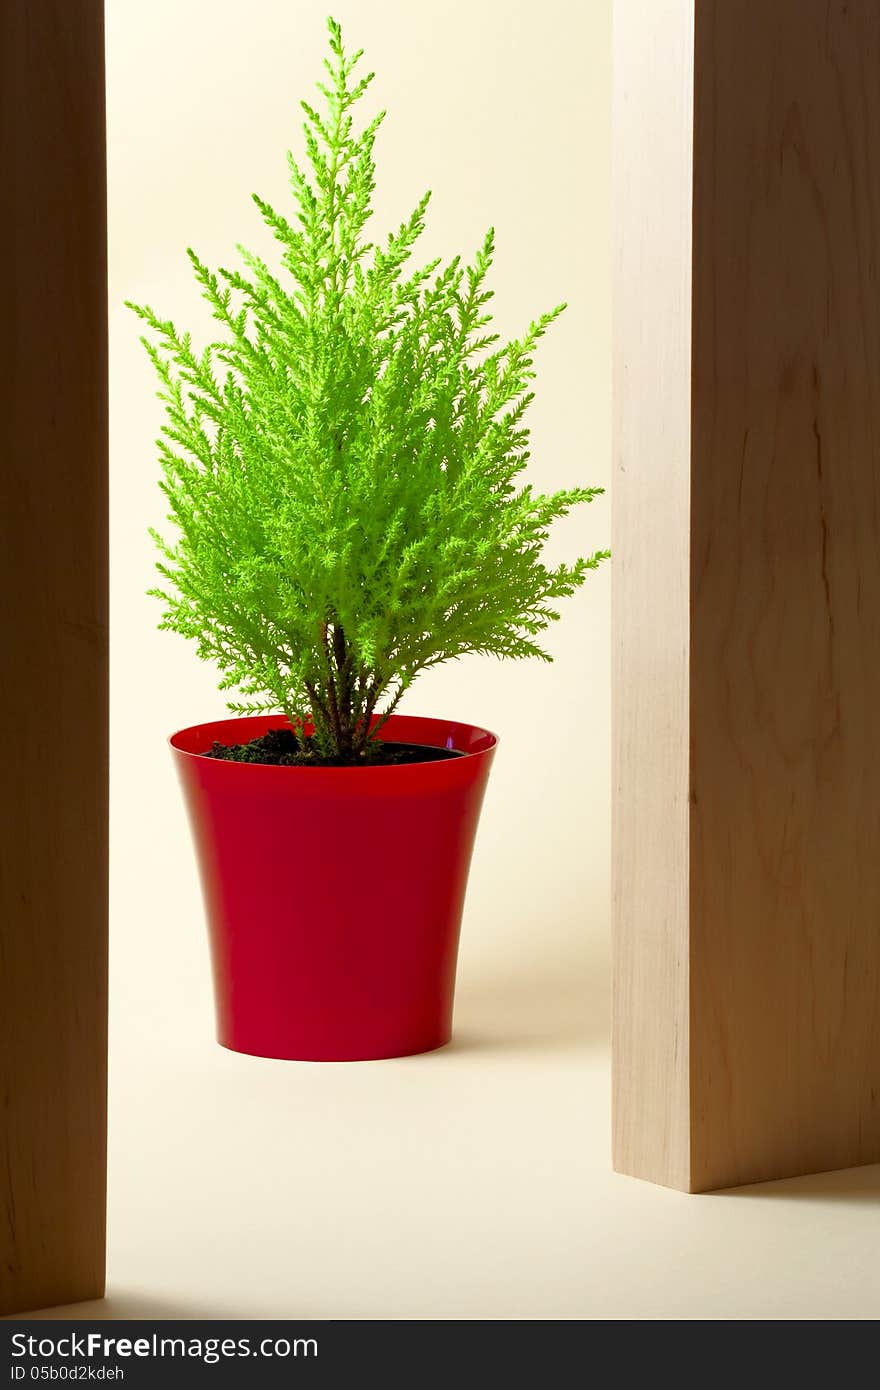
left=10, top=1331, right=317, bottom=1372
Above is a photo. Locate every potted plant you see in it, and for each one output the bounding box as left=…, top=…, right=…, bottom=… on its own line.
left=129, top=17, right=608, bottom=1062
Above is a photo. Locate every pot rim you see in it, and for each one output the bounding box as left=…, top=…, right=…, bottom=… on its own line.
left=168, top=711, right=499, bottom=775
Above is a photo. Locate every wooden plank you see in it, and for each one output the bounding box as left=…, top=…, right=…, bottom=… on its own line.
left=611, top=0, right=694, bottom=1191
left=614, top=0, right=880, bottom=1191
left=0, top=0, right=108, bottom=1310
left=689, top=0, right=880, bottom=1191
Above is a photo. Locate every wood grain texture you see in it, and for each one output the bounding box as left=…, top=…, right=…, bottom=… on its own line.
left=611, top=0, right=694, bottom=1191
left=614, top=0, right=880, bottom=1191
left=690, top=0, right=880, bottom=1190
left=0, top=0, right=108, bottom=1310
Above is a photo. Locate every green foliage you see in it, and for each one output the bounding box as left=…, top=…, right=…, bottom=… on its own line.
left=129, top=16, right=608, bottom=760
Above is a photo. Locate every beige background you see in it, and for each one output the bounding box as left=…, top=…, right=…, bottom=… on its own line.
left=31, top=0, right=880, bottom=1321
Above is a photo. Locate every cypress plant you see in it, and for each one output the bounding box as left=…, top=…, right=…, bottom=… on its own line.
left=129, top=17, right=608, bottom=763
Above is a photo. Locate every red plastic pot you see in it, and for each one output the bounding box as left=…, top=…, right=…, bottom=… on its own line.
left=170, top=713, right=497, bottom=1061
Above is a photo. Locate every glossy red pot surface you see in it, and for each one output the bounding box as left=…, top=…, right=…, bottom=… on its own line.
left=170, top=713, right=497, bottom=1061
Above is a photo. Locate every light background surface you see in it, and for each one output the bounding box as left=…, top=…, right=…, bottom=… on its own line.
left=31, top=0, right=880, bottom=1321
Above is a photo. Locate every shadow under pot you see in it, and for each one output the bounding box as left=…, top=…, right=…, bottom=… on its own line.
left=169, top=712, right=497, bottom=1061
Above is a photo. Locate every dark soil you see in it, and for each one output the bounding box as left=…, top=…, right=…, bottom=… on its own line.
left=203, top=726, right=463, bottom=769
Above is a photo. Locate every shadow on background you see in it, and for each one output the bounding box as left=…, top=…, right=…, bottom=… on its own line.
left=3, top=1290, right=256, bottom=1321
left=450, top=937, right=610, bottom=1054
left=721, top=1163, right=880, bottom=1205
